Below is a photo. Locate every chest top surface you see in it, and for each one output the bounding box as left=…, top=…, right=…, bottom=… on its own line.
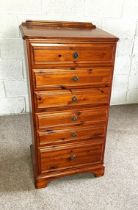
left=20, top=20, right=118, bottom=42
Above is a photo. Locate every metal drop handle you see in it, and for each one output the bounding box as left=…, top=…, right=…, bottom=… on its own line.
left=69, top=154, right=76, bottom=161
left=71, top=132, right=77, bottom=138
left=72, top=76, right=79, bottom=81
left=72, top=96, right=78, bottom=103
left=71, top=115, right=78, bottom=121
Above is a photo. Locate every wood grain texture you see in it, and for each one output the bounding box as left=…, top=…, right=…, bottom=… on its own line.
left=36, top=106, right=108, bottom=129
left=39, top=140, right=104, bottom=173
left=20, top=20, right=118, bottom=188
left=33, top=67, right=112, bottom=90
left=31, top=43, right=114, bottom=65
left=35, top=87, right=110, bottom=109
left=34, top=163, right=105, bottom=189
left=19, top=20, right=118, bottom=42
left=37, top=124, right=105, bottom=146
left=24, top=20, right=96, bottom=29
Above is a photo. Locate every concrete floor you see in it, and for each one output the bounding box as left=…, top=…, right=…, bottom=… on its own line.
left=0, top=105, right=138, bottom=210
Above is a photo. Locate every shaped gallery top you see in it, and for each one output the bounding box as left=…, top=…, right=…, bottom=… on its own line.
left=20, top=20, right=119, bottom=42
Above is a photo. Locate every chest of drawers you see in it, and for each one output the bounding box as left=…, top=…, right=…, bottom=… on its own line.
left=20, top=20, right=118, bottom=188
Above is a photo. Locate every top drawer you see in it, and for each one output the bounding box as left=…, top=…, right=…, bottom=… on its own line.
left=31, top=43, right=115, bottom=66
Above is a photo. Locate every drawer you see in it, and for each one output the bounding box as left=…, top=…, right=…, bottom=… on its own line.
left=36, top=106, right=108, bottom=129
left=33, top=67, right=113, bottom=89
left=39, top=141, right=103, bottom=173
left=31, top=43, right=115, bottom=66
left=35, top=87, right=110, bottom=109
left=38, top=124, right=105, bottom=145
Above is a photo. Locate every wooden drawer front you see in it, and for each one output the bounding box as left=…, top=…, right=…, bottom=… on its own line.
left=35, top=87, right=110, bottom=109
left=33, top=67, right=112, bottom=89
left=31, top=43, right=114, bottom=65
left=39, top=142, right=103, bottom=173
left=36, top=107, right=108, bottom=129
left=38, top=125, right=105, bottom=145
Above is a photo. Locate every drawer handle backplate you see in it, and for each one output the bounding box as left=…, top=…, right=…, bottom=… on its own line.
left=69, top=154, right=76, bottom=161
left=72, top=76, right=79, bottom=81
left=72, top=96, right=78, bottom=103
left=71, top=115, right=78, bottom=121
left=73, top=52, right=79, bottom=59
left=71, top=132, right=77, bottom=138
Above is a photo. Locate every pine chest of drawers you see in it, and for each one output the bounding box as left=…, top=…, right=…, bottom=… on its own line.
left=20, top=20, right=118, bottom=188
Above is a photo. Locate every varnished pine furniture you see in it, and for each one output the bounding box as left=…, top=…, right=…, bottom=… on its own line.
left=20, top=20, right=118, bottom=189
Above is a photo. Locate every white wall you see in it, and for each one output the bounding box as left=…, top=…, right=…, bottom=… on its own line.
left=0, top=0, right=138, bottom=115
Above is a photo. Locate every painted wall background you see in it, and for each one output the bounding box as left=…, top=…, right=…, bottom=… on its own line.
left=0, top=0, right=138, bottom=115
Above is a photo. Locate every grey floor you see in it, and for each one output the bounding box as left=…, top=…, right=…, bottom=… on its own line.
left=0, top=105, right=138, bottom=210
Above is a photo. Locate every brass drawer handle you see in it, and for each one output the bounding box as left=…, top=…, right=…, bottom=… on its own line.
left=69, top=154, right=76, bottom=161
left=71, top=132, right=77, bottom=138
left=72, top=96, right=78, bottom=103
left=73, top=52, right=78, bottom=59
left=71, top=115, right=78, bottom=121
left=72, top=76, right=79, bottom=81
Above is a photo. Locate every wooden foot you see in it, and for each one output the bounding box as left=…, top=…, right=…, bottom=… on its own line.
left=35, top=178, right=50, bottom=189
left=93, top=166, right=105, bottom=177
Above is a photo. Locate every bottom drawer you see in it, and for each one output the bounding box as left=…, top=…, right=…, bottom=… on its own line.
left=39, top=141, right=103, bottom=173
